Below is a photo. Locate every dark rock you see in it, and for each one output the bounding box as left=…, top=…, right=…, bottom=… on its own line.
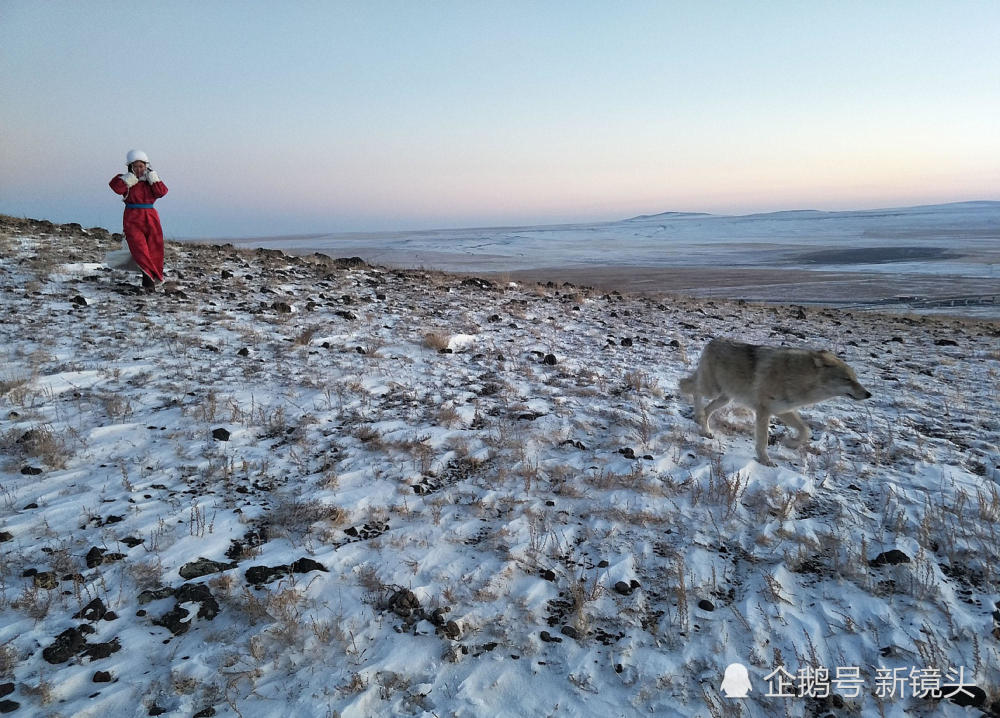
left=33, top=572, right=58, bottom=590
left=541, top=569, right=556, bottom=582
left=153, top=605, right=192, bottom=635
left=237, top=347, right=250, bottom=357
left=0, top=684, right=12, bottom=698
left=20, top=466, right=42, bottom=475
left=869, top=550, right=911, bottom=567
left=42, top=627, right=87, bottom=663
left=82, top=638, right=121, bottom=660
left=290, top=557, right=327, bottom=575
left=179, top=557, right=237, bottom=580
left=614, top=581, right=632, bottom=596
left=193, top=708, right=216, bottom=718
left=542, top=354, right=558, bottom=366
left=86, top=547, right=105, bottom=568
left=934, top=338, right=959, bottom=347
left=334, top=256, right=367, bottom=269
left=621, top=337, right=633, bottom=347
left=0, top=531, right=11, bottom=543
left=618, top=447, right=637, bottom=460
left=441, top=620, right=461, bottom=640
left=246, top=564, right=289, bottom=586
left=272, top=301, right=293, bottom=313
left=137, top=587, right=175, bottom=605
left=560, top=625, right=580, bottom=640
left=948, top=685, right=987, bottom=709
left=698, top=599, right=715, bottom=612
left=71, top=295, right=88, bottom=306
left=389, top=589, right=420, bottom=618
left=0, top=700, right=18, bottom=714
left=539, top=630, right=562, bottom=643
left=120, top=536, right=144, bottom=548
left=174, top=583, right=220, bottom=620
left=93, top=671, right=112, bottom=683
left=212, top=427, right=231, bottom=441
left=74, top=597, right=107, bottom=622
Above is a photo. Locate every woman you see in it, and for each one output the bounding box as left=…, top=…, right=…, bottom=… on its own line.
left=109, top=150, right=169, bottom=289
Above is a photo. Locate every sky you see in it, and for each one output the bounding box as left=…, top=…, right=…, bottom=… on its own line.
left=1, top=1, right=998, bottom=238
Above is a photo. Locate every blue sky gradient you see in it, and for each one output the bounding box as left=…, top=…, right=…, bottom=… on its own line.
left=1, top=1, right=998, bottom=237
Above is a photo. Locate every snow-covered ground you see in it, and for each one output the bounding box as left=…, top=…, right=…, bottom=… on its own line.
left=2, top=216, right=999, bottom=717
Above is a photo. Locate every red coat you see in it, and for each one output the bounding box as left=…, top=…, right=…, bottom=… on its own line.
left=109, top=175, right=169, bottom=281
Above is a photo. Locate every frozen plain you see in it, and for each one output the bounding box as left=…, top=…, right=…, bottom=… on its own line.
left=0, top=210, right=998, bottom=718
left=214, top=201, right=1000, bottom=318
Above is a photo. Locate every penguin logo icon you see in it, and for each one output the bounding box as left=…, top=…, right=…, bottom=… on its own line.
left=721, top=663, right=753, bottom=698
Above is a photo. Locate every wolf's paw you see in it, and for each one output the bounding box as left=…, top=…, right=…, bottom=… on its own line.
left=755, top=455, right=776, bottom=467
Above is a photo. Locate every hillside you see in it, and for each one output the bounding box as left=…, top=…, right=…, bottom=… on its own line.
left=1, top=216, right=998, bottom=717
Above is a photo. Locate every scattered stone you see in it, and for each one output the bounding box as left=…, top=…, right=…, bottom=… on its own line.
left=947, top=685, right=987, bottom=709
left=869, top=550, right=912, bottom=567
left=179, top=557, right=238, bottom=580
left=42, top=627, right=87, bottom=663
left=542, top=353, right=558, bottom=365
left=246, top=557, right=326, bottom=586
left=389, top=589, right=420, bottom=618
left=93, top=671, right=113, bottom=682
left=698, top=599, right=715, bottom=612
left=20, top=466, right=42, bottom=475
left=560, top=625, right=580, bottom=640
left=71, top=295, right=88, bottom=306
left=614, top=581, right=633, bottom=596
left=272, top=301, right=293, bottom=313
left=138, top=587, right=175, bottom=605
left=74, top=597, right=107, bottom=622
left=82, top=638, right=121, bottom=660
left=174, top=583, right=221, bottom=620
left=153, top=605, right=193, bottom=635
left=440, top=620, right=461, bottom=640
left=0, top=531, right=11, bottom=543
left=0, top=685, right=11, bottom=699
left=0, top=700, right=18, bottom=714
left=32, top=572, right=58, bottom=590
left=212, top=427, right=231, bottom=441
left=539, top=631, right=562, bottom=643
left=86, top=546, right=105, bottom=568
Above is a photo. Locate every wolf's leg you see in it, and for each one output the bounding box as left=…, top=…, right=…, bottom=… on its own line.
left=699, top=396, right=729, bottom=437
left=778, top=411, right=810, bottom=448
left=754, top=409, right=774, bottom=466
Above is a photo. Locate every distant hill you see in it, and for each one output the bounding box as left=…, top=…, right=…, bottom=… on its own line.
left=623, top=211, right=712, bottom=222
left=624, top=200, right=1000, bottom=223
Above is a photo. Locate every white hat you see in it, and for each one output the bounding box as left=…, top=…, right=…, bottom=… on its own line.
left=126, top=149, right=149, bottom=164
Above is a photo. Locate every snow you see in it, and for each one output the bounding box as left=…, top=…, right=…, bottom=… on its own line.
left=1, top=216, right=998, bottom=717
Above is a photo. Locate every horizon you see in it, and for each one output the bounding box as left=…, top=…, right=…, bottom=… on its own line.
left=2, top=3, right=999, bottom=238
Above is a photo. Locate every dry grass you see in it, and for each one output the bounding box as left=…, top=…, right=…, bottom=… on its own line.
left=423, top=331, right=451, bottom=352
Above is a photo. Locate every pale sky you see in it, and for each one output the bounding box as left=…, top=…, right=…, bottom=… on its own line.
left=1, top=1, right=998, bottom=238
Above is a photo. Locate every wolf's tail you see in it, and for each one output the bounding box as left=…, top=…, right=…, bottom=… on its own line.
left=679, top=374, right=696, bottom=395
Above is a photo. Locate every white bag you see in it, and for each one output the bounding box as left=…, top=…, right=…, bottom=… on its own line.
left=104, top=239, right=140, bottom=271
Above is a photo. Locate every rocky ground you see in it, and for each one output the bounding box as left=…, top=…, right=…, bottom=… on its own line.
left=1, top=215, right=999, bottom=717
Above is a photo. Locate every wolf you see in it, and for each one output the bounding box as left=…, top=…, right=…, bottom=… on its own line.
left=679, top=338, right=872, bottom=466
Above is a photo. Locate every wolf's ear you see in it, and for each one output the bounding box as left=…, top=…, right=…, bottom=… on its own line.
left=815, top=350, right=839, bottom=367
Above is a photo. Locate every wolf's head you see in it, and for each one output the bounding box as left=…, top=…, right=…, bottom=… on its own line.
left=815, top=351, right=872, bottom=401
